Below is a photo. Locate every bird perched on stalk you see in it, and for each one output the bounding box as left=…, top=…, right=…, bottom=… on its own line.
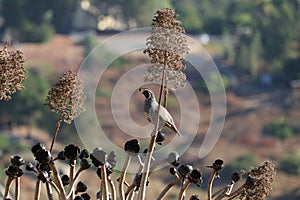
left=139, top=87, right=181, bottom=136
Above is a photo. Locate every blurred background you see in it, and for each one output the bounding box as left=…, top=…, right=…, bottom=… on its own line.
left=0, top=0, right=300, bottom=199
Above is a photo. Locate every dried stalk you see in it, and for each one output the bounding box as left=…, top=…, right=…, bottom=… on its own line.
left=49, top=118, right=62, bottom=153
left=15, top=177, right=20, bottom=200
left=119, top=155, right=131, bottom=200
left=45, top=181, right=54, bottom=200
left=101, top=166, right=109, bottom=200
left=208, top=170, right=217, bottom=200
left=49, top=161, right=67, bottom=200
left=4, top=177, right=14, bottom=199
left=178, top=180, right=191, bottom=200
left=68, top=161, right=76, bottom=200
left=108, top=176, right=116, bottom=200
left=138, top=64, right=167, bottom=200
left=34, top=179, right=41, bottom=200
left=156, top=178, right=181, bottom=200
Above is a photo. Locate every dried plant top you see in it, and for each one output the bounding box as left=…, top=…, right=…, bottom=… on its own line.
left=144, top=8, right=189, bottom=89
left=45, top=70, right=86, bottom=124
left=0, top=44, right=26, bottom=101
left=239, top=160, right=276, bottom=200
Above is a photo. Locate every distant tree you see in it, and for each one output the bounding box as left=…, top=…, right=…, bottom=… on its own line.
left=263, top=118, right=294, bottom=140
left=1, top=0, right=55, bottom=42
left=279, top=151, right=300, bottom=175
left=0, top=70, right=56, bottom=131
left=172, top=0, right=202, bottom=33
left=49, top=0, right=78, bottom=34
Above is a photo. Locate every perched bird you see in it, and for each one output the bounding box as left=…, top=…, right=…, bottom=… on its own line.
left=139, top=87, right=181, bottom=136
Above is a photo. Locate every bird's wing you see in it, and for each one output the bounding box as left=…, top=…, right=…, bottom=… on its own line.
left=159, top=106, right=181, bottom=136
left=144, top=112, right=151, bottom=122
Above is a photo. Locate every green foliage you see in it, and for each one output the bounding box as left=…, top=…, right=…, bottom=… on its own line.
left=279, top=151, right=300, bottom=175
left=0, top=70, right=56, bottom=131
left=172, top=0, right=202, bottom=33
left=81, top=34, right=98, bottom=56
left=195, top=73, right=230, bottom=94
left=263, top=118, right=294, bottom=140
left=223, top=154, right=258, bottom=174
left=0, top=133, right=10, bottom=152
left=1, top=0, right=55, bottom=42
left=18, top=21, right=55, bottom=43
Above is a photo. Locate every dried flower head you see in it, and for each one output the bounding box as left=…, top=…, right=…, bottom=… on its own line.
left=144, top=8, right=189, bottom=90
left=45, top=70, right=86, bottom=124
left=238, top=161, right=276, bottom=200
left=0, top=44, right=26, bottom=101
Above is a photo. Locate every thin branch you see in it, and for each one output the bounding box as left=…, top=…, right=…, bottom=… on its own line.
left=163, top=85, right=168, bottom=108
left=49, top=181, right=61, bottom=200
left=119, top=155, right=131, bottom=200
left=101, top=165, right=109, bottom=200
left=138, top=63, right=167, bottom=200
left=4, top=176, right=14, bottom=199
left=34, top=179, right=41, bottom=200
left=156, top=178, right=181, bottom=200
left=108, top=176, right=116, bottom=200
left=45, top=181, right=54, bottom=200
left=125, top=184, right=136, bottom=200
left=225, top=182, right=248, bottom=199
left=68, top=161, right=76, bottom=200
left=49, top=118, right=62, bottom=153
left=15, top=177, right=20, bottom=200
left=178, top=180, right=191, bottom=200
left=49, top=161, right=67, bottom=200
left=207, top=170, right=217, bottom=200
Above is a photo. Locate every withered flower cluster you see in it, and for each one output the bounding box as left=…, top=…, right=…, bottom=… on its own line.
left=144, top=8, right=189, bottom=89
left=45, top=70, right=86, bottom=124
left=0, top=44, right=26, bottom=101
left=238, top=160, right=276, bottom=200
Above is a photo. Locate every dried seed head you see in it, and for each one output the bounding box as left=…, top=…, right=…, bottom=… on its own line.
left=0, top=44, right=26, bottom=101
left=45, top=70, right=86, bottom=124
left=238, top=161, right=276, bottom=200
left=144, top=8, right=189, bottom=90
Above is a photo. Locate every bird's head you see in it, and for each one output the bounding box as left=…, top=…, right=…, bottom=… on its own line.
left=139, top=87, right=155, bottom=99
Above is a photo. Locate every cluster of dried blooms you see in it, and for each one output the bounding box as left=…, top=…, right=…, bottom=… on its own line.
left=237, top=160, right=276, bottom=200
left=144, top=8, right=189, bottom=89
left=45, top=70, right=86, bottom=124
left=0, top=44, right=26, bottom=100
left=3, top=141, right=276, bottom=200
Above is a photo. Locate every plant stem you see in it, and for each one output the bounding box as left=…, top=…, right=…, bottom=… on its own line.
left=119, top=155, right=131, bottom=200
left=138, top=63, right=167, bottom=200
left=49, top=161, right=67, bottom=200
left=125, top=184, right=136, bottom=200
left=225, top=182, right=248, bottom=199
left=178, top=180, right=191, bottom=200
left=207, top=170, right=217, bottom=200
left=34, top=179, right=41, bottom=200
left=211, top=185, right=229, bottom=199
left=101, top=165, right=109, bottom=200
left=4, top=176, right=14, bottom=199
left=108, top=176, right=116, bottom=200
left=15, top=177, right=20, bottom=200
left=45, top=181, right=54, bottom=200
left=66, top=168, right=84, bottom=199
left=50, top=118, right=62, bottom=153
left=156, top=178, right=181, bottom=200
left=163, top=85, right=168, bottom=108
left=68, top=161, right=76, bottom=200
left=49, top=181, right=61, bottom=200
